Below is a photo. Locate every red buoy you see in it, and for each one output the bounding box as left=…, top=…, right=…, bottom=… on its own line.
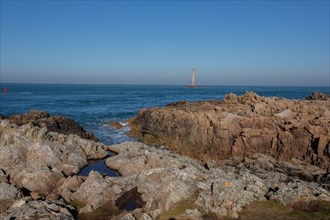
left=4, top=85, right=7, bottom=94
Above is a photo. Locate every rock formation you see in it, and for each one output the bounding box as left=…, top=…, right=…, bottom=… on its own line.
left=130, top=92, right=330, bottom=170
left=1, top=110, right=97, bottom=141
left=1, top=108, right=329, bottom=219
left=54, top=141, right=330, bottom=219
left=305, top=92, right=330, bottom=101
left=0, top=118, right=108, bottom=219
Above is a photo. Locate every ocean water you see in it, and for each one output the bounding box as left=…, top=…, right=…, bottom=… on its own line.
left=0, top=83, right=329, bottom=145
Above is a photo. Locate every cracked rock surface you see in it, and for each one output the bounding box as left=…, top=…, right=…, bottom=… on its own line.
left=131, top=92, right=330, bottom=169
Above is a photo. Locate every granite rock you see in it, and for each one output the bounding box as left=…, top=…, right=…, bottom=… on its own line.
left=130, top=92, right=330, bottom=169
left=0, top=120, right=108, bottom=199
left=105, top=141, right=330, bottom=219
left=3, top=110, right=97, bottom=141
left=1, top=198, right=74, bottom=220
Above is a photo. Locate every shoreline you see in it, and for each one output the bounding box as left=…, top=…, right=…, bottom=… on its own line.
left=1, top=92, right=330, bottom=219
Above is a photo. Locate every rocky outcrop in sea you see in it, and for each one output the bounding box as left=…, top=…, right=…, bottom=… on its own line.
left=0, top=110, right=98, bottom=141
left=130, top=92, right=330, bottom=170
left=305, top=92, right=330, bottom=101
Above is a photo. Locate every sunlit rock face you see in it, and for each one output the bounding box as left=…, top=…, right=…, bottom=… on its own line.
left=131, top=92, right=330, bottom=170
left=104, top=141, right=330, bottom=219
left=0, top=119, right=108, bottom=199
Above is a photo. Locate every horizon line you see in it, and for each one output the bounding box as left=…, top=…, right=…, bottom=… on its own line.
left=0, top=82, right=329, bottom=88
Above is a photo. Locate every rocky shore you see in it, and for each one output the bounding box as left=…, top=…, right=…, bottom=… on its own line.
left=1, top=92, right=330, bottom=220
left=130, top=92, right=330, bottom=170
left=0, top=117, right=108, bottom=219
left=0, top=110, right=98, bottom=141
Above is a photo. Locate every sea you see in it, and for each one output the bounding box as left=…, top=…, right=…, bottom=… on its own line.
left=1, top=83, right=329, bottom=146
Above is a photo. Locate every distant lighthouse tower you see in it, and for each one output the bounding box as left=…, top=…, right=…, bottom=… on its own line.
left=191, top=67, right=196, bottom=87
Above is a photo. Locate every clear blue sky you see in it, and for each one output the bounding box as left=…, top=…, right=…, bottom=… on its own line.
left=1, top=0, right=329, bottom=86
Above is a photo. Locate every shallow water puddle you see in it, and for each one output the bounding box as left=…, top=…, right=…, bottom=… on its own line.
left=78, top=151, right=120, bottom=177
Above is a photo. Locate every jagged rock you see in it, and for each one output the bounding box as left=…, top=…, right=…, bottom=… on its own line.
left=0, top=120, right=108, bottom=199
left=140, top=213, right=153, bottom=220
left=305, top=92, right=330, bottom=101
left=130, top=92, right=330, bottom=169
left=0, top=169, right=8, bottom=183
left=3, top=110, right=98, bottom=141
left=106, top=142, right=205, bottom=218
left=1, top=199, right=74, bottom=220
left=56, top=175, right=85, bottom=202
left=68, top=171, right=115, bottom=213
left=105, top=142, right=330, bottom=219
left=0, top=183, right=21, bottom=213
left=1, top=108, right=330, bottom=220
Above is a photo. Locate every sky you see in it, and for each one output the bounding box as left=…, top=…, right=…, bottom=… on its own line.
left=0, top=0, right=329, bottom=86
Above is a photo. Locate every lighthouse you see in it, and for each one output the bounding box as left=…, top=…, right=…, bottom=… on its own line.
left=191, top=67, right=196, bottom=87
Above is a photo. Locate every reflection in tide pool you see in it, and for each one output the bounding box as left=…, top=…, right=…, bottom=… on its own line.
left=79, top=157, right=119, bottom=177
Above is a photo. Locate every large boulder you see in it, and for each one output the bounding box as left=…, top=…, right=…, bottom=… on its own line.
left=130, top=92, right=330, bottom=169
left=66, top=171, right=115, bottom=213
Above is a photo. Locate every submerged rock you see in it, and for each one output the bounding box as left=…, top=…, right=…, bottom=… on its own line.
left=130, top=92, right=330, bottom=169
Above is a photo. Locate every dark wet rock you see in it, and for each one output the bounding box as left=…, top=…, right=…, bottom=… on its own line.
left=305, top=92, right=330, bottom=101
left=3, top=110, right=98, bottom=141
left=130, top=92, right=330, bottom=169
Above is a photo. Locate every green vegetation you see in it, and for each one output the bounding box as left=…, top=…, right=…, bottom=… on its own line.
left=159, top=199, right=330, bottom=220
left=158, top=197, right=197, bottom=220
left=236, top=200, right=330, bottom=220
left=77, top=201, right=124, bottom=220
